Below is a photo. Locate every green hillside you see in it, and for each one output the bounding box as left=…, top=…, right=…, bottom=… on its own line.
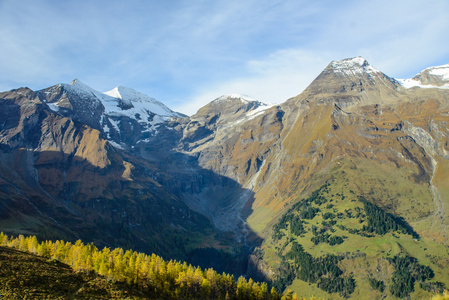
left=261, top=180, right=449, bottom=299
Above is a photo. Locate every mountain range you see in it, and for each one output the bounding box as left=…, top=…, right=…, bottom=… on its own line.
left=1, top=57, right=448, bottom=299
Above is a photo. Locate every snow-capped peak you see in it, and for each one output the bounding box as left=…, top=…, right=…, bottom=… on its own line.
left=103, top=86, right=181, bottom=117
left=330, top=57, right=381, bottom=75
left=103, top=86, right=126, bottom=99
left=332, top=57, right=368, bottom=68
left=67, top=79, right=103, bottom=97
left=41, top=79, right=186, bottom=148
left=104, top=86, right=151, bottom=102
left=211, top=94, right=273, bottom=118
left=397, top=63, right=449, bottom=89
left=59, top=79, right=112, bottom=114
left=212, top=94, right=257, bottom=105
left=424, top=64, right=449, bottom=81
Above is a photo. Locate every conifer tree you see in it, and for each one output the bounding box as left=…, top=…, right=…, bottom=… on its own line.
left=0, top=232, right=7, bottom=245
left=27, top=235, right=38, bottom=254
left=18, top=234, right=28, bottom=252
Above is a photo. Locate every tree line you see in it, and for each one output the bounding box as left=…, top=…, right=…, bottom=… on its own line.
left=0, top=232, right=303, bottom=300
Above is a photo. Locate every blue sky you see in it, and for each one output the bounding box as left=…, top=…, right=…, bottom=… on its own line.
left=1, top=0, right=448, bottom=115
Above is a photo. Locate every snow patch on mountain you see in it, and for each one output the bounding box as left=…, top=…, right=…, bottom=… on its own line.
left=46, top=103, right=60, bottom=112
left=428, top=64, right=449, bottom=81
left=108, top=140, right=125, bottom=150
left=64, top=79, right=104, bottom=105
left=246, top=103, right=275, bottom=119
left=103, top=86, right=183, bottom=118
left=397, top=78, right=449, bottom=89
left=397, top=64, right=449, bottom=89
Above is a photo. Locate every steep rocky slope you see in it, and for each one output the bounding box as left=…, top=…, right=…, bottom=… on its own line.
left=0, top=87, right=215, bottom=260
left=245, top=58, right=449, bottom=237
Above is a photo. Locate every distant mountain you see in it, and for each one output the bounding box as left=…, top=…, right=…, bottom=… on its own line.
left=1, top=57, right=449, bottom=299
left=297, top=57, right=402, bottom=108
left=37, top=79, right=186, bottom=148
left=398, top=63, right=449, bottom=88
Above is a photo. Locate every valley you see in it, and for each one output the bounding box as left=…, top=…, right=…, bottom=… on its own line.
left=1, top=57, right=449, bottom=298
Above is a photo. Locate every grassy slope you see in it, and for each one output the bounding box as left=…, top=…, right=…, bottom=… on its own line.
left=259, top=166, right=449, bottom=299
left=0, top=246, right=155, bottom=299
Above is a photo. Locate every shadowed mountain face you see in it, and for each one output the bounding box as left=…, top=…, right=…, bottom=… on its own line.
left=0, top=88, right=223, bottom=261
left=1, top=57, right=449, bottom=298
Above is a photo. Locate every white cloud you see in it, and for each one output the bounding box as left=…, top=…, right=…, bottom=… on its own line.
left=175, top=49, right=332, bottom=115
left=175, top=0, right=449, bottom=115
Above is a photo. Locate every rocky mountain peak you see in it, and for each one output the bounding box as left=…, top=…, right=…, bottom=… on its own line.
left=179, top=94, right=274, bottom=152
left=70, top=78, right=81, bottom=86
left=295, top=56, right=400, bottom=107
left=196, top=94, right=268, bottom=116
left=36, top=80, right=185, bottom=147
left=211, top=94, right=257, bottom=105
left=65, top=79, right=103, bottom=101
left=329, top=56, right=381, bottom=76
left=35, top=79, right=105, bottom=130
left=313, top=56, right=391, bottom=86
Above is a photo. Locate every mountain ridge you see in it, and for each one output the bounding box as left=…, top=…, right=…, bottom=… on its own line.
left=32, top=57, right=449, bottom=118
left=1, top=57, right=449, bottom=298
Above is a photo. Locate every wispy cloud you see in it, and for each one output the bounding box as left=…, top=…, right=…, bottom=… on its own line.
left=315, top=0, right=449, bottom=77
left=176, top=49, right=332, bottom=115
left=176, top=0, right=449, bottom=114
